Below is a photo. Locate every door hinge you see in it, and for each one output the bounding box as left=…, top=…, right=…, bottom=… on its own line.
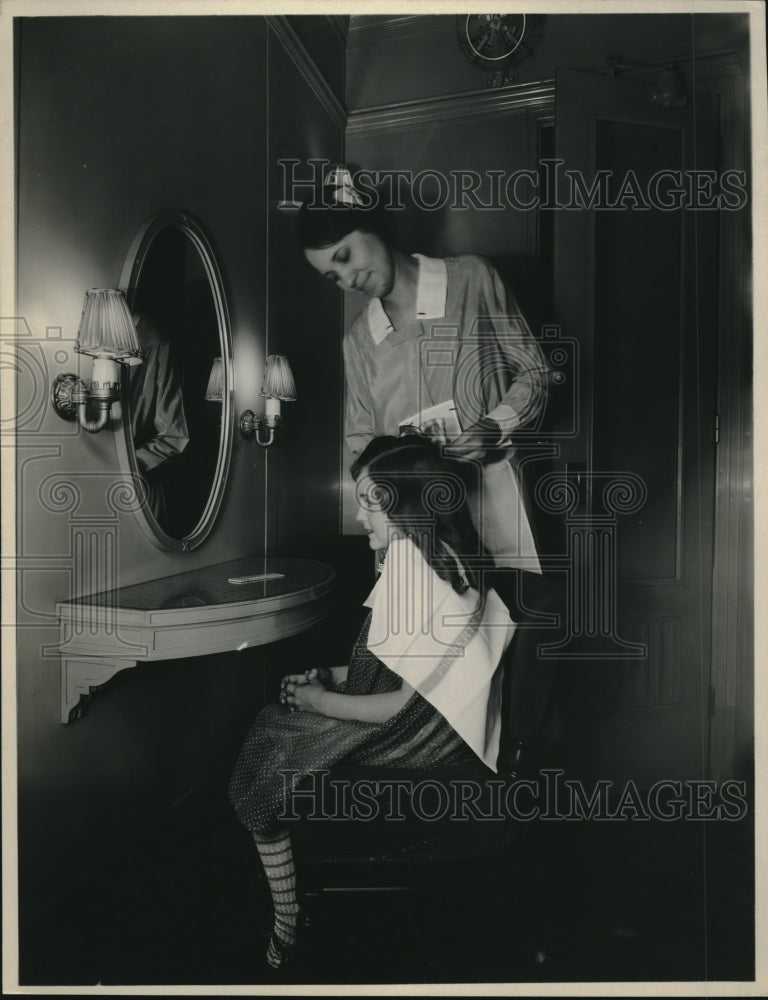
left=714, top=412, right=720, bottom=445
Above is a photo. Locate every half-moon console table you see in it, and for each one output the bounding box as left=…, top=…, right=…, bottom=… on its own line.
left=56, top=556, right=336, bottom=723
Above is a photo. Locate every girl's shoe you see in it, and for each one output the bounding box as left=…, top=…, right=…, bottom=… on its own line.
left=264, top=917, right=306, bottom=973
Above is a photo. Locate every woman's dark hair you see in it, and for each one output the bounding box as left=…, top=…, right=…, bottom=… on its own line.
left=297, top=186, right=396, bottom=251
left=351, top=435, right=488, bottom=595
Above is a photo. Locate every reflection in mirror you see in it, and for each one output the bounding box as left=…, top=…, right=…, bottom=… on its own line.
left=119, top=212, right=233, bottom=551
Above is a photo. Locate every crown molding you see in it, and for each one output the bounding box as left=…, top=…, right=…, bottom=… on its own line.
left=347, top=80, right=555, bottom=138
left=345, top=46, right=743, bottom=139
left=347, top=15, right=443, bottom=48
left=598, top=49, right=744, bottom=83
left=676, top=49, right=745, bottom=82
left=267, top=16, right=347, bottom=132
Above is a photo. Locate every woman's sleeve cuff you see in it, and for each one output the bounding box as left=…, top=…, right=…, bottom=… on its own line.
left=486, top=403, right=521, bottom=441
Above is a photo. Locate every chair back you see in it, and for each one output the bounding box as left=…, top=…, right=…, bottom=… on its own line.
left=491, top=569, right=564, bottom=777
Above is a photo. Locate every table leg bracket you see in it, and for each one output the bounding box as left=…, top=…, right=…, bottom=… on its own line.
left=61, top=657, right=137, bottom=724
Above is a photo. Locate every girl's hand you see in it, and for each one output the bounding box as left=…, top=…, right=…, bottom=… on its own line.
left=279, top=668, right=332, bottom=705
left=281, top=672, right=310, bottom=690
left=279, top=672, right=308, bottom=706
left=304, top=667, right=333, bottom=688
left=280, top=672, right=307, bottom=709
left=284, top=678, right=327, bottom=714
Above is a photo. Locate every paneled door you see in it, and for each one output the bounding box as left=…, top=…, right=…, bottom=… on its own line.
left=552, top=69, right=719, bottom=785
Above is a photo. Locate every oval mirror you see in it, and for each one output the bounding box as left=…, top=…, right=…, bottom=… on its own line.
left=118, top=210, right=233, bottom=551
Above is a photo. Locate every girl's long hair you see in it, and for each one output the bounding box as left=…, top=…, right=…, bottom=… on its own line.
left=351, top=435, right=489, bottom=596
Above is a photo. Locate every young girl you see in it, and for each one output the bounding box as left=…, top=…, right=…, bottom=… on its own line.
left=228, top=435, right=515, bottom=969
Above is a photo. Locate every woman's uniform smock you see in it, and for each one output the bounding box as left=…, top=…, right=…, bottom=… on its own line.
left=343, top=253, right=549, bottom=571
left=129, top=314, right=190, bottom=521
left=130, top=314, right=189, bottom=473
left=228, top=614, right=473, bottom=835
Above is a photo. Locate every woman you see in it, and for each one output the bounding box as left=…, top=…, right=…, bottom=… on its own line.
left=229, top=435, right=515, bottom=969
left=129, top=312, right=189, bottom=523
left=298, top=167, right=551, bottom=572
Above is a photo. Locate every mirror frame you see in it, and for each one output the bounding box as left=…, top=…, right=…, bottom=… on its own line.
left=117, top=209, right=234, bottom=552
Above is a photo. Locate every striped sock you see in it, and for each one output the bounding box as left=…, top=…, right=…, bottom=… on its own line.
left=253, top=828, right=299, bottom=968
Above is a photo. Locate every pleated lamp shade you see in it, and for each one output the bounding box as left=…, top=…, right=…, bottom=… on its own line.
left=204, top=358, right=224, bottom=401
left=76, top=289, right=143, bottom=364
left=262, top=355, right=296, bottom=401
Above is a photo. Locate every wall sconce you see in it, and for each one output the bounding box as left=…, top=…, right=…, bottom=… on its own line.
left=204, top=357, right=224, bottom=402
left=240, top=354, right=296, bottom=448
left=51, top=288, right=143, bottom=433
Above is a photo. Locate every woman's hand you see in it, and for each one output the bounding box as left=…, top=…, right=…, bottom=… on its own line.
left=445, top=417, right=503, bottom=461
left=282, top=678, right=327, bottom=715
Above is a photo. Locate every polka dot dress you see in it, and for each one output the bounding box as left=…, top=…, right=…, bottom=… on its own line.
left=228, top=613, right=473, bottom=835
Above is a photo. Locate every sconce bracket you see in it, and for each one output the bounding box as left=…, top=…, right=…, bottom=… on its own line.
left=240, top=409, right=281, bottom=447
left=260, top=412, right=282, bottom=430
left=89, top=378, right=121, bottom=402
left=239, top=409, right=257, bottom=439
left=51, top=373, right=87, bottom=421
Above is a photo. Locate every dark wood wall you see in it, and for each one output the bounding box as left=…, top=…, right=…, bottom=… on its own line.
left=15, top=15, right=344, bottom=924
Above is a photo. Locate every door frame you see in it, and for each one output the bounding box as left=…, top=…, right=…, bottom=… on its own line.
left=690, top=54, right=753, bottom=783
left=548, top=56, right=751, bottom=783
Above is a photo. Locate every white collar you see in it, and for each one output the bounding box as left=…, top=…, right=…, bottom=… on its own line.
left=366, top=254, right=448, bottom=345
left=363, top=536, right=513, bottom=771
